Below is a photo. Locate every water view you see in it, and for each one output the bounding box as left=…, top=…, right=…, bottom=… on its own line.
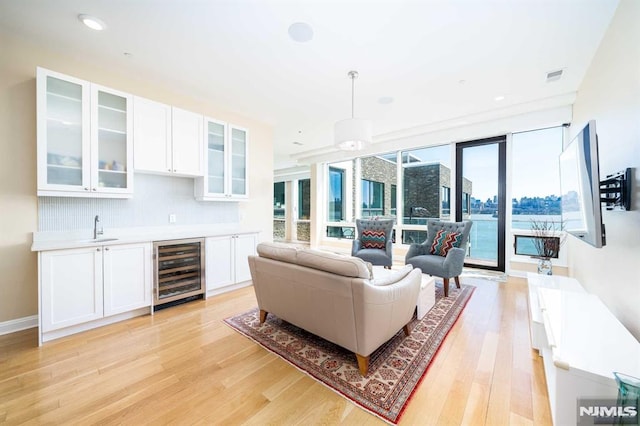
left=468, top=213, right=562, bottom=261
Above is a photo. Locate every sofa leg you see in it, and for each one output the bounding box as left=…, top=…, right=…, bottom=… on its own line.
left=356, top=353, right=370, bottom=376
left=259, top=310, right=268, bottom=324
left=403, top=324, right=411, bottom=336
left=454, top=276, right=461, bottom=289
left=443, top=278, right=450, bottom=297
left=384, top=265, right=391, bottom=269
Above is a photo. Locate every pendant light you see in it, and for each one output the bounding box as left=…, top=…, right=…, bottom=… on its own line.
left=334, top=71, right=372, bottom=151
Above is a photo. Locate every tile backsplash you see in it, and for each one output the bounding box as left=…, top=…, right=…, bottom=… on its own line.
left=38, top=174, right=239, bottom=231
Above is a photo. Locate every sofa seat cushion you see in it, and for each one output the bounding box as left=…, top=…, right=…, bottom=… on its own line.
left=429, top=229, right=462, bottom=256
left=369, top=264, right=414, bottom=286
left=297, top=249, right=372, bottom=279
left=256, top=242, right=301, bottom=264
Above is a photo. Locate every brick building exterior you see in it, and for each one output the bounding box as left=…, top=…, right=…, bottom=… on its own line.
left=359, top=159, right=472, bottom=221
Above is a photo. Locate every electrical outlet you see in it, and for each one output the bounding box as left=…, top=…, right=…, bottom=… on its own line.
left=169, top=214, right=177, bottom=223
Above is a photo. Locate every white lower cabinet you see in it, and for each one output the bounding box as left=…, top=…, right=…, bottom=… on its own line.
left=39, top=242, right=152, bottom=343
left=40, top=247, right=103, bottom=332
left=103, top=243, right=153, bottom=316
left=205, top=233, right=257, bottom=295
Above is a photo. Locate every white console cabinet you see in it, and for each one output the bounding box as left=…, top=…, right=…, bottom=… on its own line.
left=205, top=233, right=257, bottom=296
left=39, top=242, right=152, bottom=343
left=527, top=273, right=640, bottom=425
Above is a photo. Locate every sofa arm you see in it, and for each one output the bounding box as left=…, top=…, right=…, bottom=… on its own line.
left=442, top=247, right=466, bottom=277
left=385, top=239, right=393, bottom=257
left=351, top=269, right=422, bottom=356
left=351, top=239, right=362, bottom=256
left=405, top=243, right=426, bottom=262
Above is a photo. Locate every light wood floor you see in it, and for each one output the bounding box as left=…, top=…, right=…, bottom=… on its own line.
left=0, top=276, right=551, bottom=425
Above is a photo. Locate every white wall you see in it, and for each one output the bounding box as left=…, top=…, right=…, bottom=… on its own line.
left=0, top=31, right=273, bottom=324
left=569, top=0, right=640, bottom=339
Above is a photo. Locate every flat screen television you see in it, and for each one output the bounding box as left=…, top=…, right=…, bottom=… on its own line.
left=559, top=120, right=606, bottom=248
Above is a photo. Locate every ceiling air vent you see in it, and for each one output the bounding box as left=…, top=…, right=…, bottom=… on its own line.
left=546, top=69, right=563, bottom=82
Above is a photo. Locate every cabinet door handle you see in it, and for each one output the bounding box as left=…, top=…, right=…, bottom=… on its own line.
left=168, top=168, right=171, bottom=172
left=96, top=248, right=101, bottom=252
left=105, top=247, right=110, bottom=251
left=92, top=188, right=97, bottom=191
left=84, top=187, right=89, bottom=191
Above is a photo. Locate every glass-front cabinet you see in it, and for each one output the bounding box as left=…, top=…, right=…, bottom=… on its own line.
left=205, top=118, right=226, bottom=196
left=230, top=125, right=248, bottom=198
left=37, top=68, right=133, bottom=197
left=195, top=119, right=248, bottom=200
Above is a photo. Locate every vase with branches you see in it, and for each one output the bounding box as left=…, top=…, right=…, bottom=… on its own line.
left=530, top=219, right=566, bottom=275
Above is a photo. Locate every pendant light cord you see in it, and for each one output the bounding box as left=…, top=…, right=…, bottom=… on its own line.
left=351, top=74, right=355, bottom=119
left=348, top=70, right=358, bottom=119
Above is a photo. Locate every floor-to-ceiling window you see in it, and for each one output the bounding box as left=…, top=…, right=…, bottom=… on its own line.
left=326, top=161, right=355, bottom=238
left=456, top=136, right=507, bottom=271
left=296, top=178, right=311, bottom=242
left=511, top=126, right=564, bottom=258
left=318, top=127, right=562, bottom=273
left=401, top=145, right=452, bottom=244
left=328, top=167, right=345, bottom=222
left=361, top=179, right=384, bottom=217
left=360, top=154, right=398, bottom=220
left=273, top=181, right=285, bottom=240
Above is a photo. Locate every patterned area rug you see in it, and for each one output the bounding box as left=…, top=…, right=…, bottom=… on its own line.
left=224, top=282, right=475, bottom=424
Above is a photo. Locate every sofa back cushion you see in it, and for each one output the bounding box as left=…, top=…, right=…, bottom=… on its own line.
left=297, top=249, right=372, bottom=279
left=256, top=242, right=300, bottom=264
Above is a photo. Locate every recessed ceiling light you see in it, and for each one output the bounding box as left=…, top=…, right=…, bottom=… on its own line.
left=78, top=14, right=107, bottom=31
left=288, top=22, right=313, bottom=43
left=378, top=97, right=394, bottom=105
left=494, top=95, right=505, bottom=101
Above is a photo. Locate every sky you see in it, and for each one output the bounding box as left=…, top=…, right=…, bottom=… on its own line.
left=405, top=126, right=564, bottom=201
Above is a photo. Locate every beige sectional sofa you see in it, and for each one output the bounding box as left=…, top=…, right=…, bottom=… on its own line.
left=247, top=242, right=422, bottom=376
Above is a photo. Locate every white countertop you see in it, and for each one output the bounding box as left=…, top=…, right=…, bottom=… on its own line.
left=537, top=287, right=640, bottom=381
left=31, top=224, right=261, bottom=251
left=526, top=272, right=586, bottom=326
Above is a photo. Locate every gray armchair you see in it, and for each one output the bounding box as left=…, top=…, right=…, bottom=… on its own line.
left=351, top=218, right=395, bottom=268
left=405, top=220, right=473, bottom=297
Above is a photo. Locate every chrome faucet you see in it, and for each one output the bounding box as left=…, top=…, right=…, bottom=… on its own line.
left=94, top=215, right=103, bottom=239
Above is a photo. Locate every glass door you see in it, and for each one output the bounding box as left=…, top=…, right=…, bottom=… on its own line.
left=41, top=72, right=90, bottom=190
left=456, top=136, right=506, bottom=271
left=93, top=87, right=131, bottom=193
left=206, top=119, right=226, bottom=196
left=230, top=126, right=247, bottom=197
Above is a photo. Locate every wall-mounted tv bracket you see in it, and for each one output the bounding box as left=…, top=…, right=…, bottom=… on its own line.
left=600, top=168, right=632, bottom=211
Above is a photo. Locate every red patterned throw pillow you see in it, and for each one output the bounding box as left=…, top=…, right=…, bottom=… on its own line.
left=361, top=229, right=386, bottom=249
left=429, top=229, right=462, bottom=256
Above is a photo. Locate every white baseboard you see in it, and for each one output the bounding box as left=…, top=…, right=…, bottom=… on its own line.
left=206, top=280, right=252, bottom=298
left=0, top=315, right=38, bottom=336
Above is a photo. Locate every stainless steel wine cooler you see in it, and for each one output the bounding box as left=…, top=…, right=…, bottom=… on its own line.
left=153, top=238, right=205, bottom=308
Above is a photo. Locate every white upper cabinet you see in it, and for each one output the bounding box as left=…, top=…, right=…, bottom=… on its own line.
left=37, top=68, right=133, bottom=197
left=171, top=107, right=204, bottom=176
left=133, top=97, right=203, bottom=177
left=133, top=96, right=172, bottom=173
left=195, top=119, right=248, bottom=200
left=229, top=125, right=248, bottom=198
